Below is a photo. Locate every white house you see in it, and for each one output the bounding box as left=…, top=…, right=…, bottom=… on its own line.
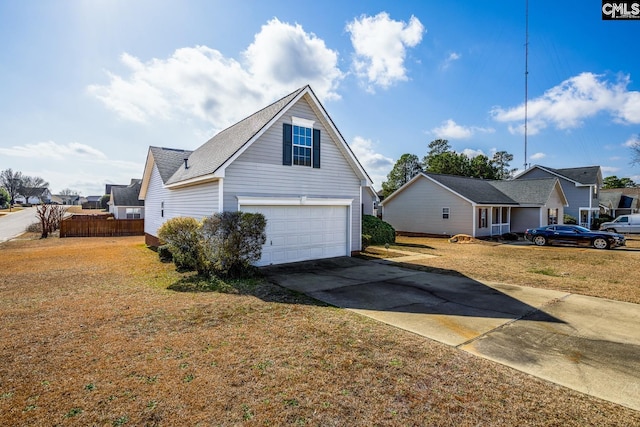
left=139, top=85, right=375, bottom=266
left=109, top=179, right=144, bottom=219
left=381, top=173, right=567, bottom=237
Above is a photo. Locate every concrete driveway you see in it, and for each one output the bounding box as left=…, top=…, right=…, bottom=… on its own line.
left=262, top=256, right=640, bottom=411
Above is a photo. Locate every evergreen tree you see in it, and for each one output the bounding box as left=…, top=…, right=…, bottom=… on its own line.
left=381, top=153, right=424, bottom=197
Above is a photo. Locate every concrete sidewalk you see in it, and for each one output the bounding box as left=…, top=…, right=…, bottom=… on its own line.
left=262, top=256, right=640, bottom=411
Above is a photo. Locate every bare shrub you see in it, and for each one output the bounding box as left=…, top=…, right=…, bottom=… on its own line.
left=35, top=204, right=67, bottom=238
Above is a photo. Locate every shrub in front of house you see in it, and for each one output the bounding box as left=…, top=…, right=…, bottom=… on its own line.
left=199, top=211, right=266, bottom=278
left=361, top=234, right=372, bottom=250
left=158, top=212, right=267, bottom=279
left=563, top=214, right=577, bottom=225
left=157, top=217, right=202, bottom=272
left=157, top=245, right=173, bottom=263
left=362, top=214, right=395, bottom=245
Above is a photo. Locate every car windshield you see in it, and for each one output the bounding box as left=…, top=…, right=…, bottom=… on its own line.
left=573, top=226, right=591, bottom=232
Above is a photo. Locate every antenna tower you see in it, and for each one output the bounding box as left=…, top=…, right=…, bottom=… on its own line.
left=524, top=0, right=529, bottom=170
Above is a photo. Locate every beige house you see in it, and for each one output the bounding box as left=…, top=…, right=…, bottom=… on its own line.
left=380, top=173, right=567, bottom=237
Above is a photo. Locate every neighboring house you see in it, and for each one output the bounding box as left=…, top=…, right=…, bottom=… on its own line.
left=515, top=165, right=602, bottom=228
left=109, top=180, right=144, bottom=219
left=52, top=194, right=81, bottom=205
left=380, top=173, right=567, bottom=237
left=362, top=185, right=379, bottom=217
left=600, top=188, right=640, bottom=217
left=15, top=188, right=52, bottom=204
left=83, top=196, right=103, bottom=209
left=105, top=183, right=128, bottom=196
left=139, top=85, right=375, bottom=266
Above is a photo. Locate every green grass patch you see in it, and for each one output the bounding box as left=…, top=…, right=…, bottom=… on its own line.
left=528, top=267, right=560, bottom=277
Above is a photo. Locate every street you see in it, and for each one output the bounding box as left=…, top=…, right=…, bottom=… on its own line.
left=0, top=207, right=38, bottom=243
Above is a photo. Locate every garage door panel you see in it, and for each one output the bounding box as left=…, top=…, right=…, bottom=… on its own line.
left=242, top=205, right=349, bottom=266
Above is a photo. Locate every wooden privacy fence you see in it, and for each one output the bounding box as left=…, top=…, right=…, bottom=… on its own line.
left=60, top=215, right=144, bottom=238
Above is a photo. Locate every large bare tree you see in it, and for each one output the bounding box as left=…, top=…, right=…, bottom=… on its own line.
left=19, top=176, right=50, bottom=203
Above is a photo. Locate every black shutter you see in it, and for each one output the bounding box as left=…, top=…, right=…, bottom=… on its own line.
left=283, top=123, right=292, bottom=166
left=312, top=128, right=321, bottom=168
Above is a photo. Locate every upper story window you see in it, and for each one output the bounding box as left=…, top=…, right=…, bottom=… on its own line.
left=293, top=125, right=312, bottom=166
left=442, top=207, right=450, bottom=219
left=283, top=117, right=321, bottom=169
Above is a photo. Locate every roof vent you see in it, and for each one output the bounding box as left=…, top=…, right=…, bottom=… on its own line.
left=184, top=158, right=189, bottom=169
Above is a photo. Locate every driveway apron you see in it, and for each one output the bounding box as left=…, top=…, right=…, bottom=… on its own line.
left=262, top=256, right=640, bottom=411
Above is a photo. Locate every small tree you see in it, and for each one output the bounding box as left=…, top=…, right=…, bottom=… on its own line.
left=35, top=204, right=67, bottom=238
left=100, top=194, right=111, bottom=210
left=381, top=153, right=424, bottom=197
left=199, top=212, right=266, bottom=278
left=0, top=187, right=9, bottom=209
left=157, top=217, right=202, bottom=272
left=0, top=168, right=23, bottom=210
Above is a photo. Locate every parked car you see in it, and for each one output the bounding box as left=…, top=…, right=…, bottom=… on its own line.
left=524, top=225, right=626, bottom=250
left=599, top=214, right=640, bottom=234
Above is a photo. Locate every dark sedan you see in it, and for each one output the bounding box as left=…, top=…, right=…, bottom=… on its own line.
left=524, top=225, right=626, bottom=250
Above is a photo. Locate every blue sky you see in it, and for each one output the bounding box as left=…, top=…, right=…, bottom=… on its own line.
left=1, top=0, right=639, bottom=195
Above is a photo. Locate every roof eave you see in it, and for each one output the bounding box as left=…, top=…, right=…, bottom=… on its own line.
left=165, top=173, right=221, bottom=189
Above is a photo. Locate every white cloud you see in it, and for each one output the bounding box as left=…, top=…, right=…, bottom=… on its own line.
left=492, top=72, right=640, bottom=134
left=346, top=12, right=424, bottom=92
left=530, top=152, right=546, bottom=160
left=601, top=166, right=620, bottom=174
left=0, top=141, right=107, bottom=160
left=623, top=134, right=640, bottom=147
left=349, top=136, right=394, bottom=188
left=431, top=119, right=494, bottom=139
left=244, top=18, right=343, bottom=101
left=462, top=148, right=485, bottom=158
left=88, top=19, right=343, bottom=129
left=441, top=52, right=461, bottom=70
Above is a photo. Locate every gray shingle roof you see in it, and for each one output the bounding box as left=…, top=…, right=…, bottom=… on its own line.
left=488, top=178, right=558, bottom=204
left=165, top=86, right=306, bottom=185
left=541, top=165, right=600, bottom=185
left=112, top=180, right=144, bottom=207
left=150, top=147, right=194, bottom=184
left=424, top=173, right=519, bottom=204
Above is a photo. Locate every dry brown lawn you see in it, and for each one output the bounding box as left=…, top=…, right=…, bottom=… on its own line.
left=1, top=235, right=639, bottom=426
left=366, top=235, right=640, bottom=305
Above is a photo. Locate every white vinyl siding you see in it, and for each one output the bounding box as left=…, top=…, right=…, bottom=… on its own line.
left=144, top=165, right=220, bottom=238
left=383, top=176, right=473, bottom=236
left=224, top=97, right=362, bottom=252
left=113, top=206, right=145, bottom=220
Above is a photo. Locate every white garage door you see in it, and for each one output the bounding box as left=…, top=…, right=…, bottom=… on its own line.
left=241, top=205, right=349, bottom=266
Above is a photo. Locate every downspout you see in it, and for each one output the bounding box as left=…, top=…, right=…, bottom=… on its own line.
left=218, top=179, right=224, bottom=213
left=472, top=204, right=477, bottom=238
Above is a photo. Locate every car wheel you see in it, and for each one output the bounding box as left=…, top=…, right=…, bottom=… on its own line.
left=606, top=228, right=617, bottom=233
left=592, top=238, right=610, bottom=250
left=533, top=235, right=547, bottom=246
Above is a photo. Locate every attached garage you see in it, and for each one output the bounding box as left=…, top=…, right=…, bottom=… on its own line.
left=239, top=197, right=352, bottom=266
